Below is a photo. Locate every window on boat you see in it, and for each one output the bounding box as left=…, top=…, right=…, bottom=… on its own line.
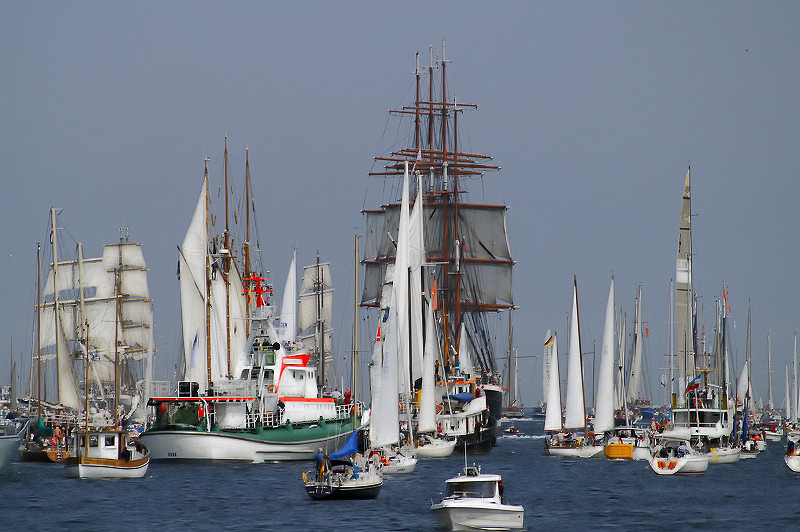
left=293, top=371, right=303, bottom=380
left=445, top=481, right=496, bottom=498
left=263, top=369, right=274, bottom=381
left=89, top=435, right=99, bottom=447
left=105, top=435, right=116, bottom=447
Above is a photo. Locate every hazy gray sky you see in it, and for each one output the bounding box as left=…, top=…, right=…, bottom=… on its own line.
left=3, top=2, right=798, bottom=408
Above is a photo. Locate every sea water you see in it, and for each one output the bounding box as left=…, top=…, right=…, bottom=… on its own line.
left=3, top=417, right=799, bottom=530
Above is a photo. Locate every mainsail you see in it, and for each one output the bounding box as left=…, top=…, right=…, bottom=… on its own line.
left=594, top=278, right=616, bottom=434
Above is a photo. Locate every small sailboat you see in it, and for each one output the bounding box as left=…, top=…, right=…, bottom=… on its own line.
left=431, top=464, right=524, bottom=531
left=544, top=278, right=602, bottom=458
left=302, top=431, right=382, bottom=500
left=649, top=440, right=709, bottom=475
left=784, top=439, right=800, bottom=472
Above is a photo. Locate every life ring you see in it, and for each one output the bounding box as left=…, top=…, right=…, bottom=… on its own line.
left=267, top=384, right=277, bottom=393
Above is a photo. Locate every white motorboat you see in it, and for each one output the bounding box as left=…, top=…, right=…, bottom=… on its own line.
left=431, top=465, right=524, bottom=531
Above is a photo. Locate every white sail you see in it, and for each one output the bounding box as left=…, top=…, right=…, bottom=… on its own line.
left=564, top=280, right=585, bottom=431
left=369, top=265, right=399, bottom=449
left=297, top=261, right=333, bottom=355
left=627, top=285, right=644, bottom=403
left=786, top=364, right=792, bottom=421
left=616, top=310, right=627, bottom=410
left=544, top=331, right=561, bottom=432
left=542, top=329, right=551, bottom=407
left=227, top=264, right=249, bottom=378
left=279, top=250, right=297, bottom=343
left=179, top=176, right=209, bottom=390
left=594, top=278, right=616, bottom=434
left=418, top=293, right=439, bottom=433
left=737, top=361, right=750, bottom=404
left=408, top=170, right=426, bottom=385
left=675, top=168, right=693, bottom=406
left=393, top=163, right=411, bottom=396
left=457, top=323, right=475, bottom=377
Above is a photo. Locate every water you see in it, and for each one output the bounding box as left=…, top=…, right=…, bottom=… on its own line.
left=3, top=417, right=800, bottom=531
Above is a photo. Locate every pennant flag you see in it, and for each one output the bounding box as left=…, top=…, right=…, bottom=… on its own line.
left=176, top=260, right=180, bottom=279
left=685, top=373, right=702, bottom=394
left=644, top=324, right=649, bottom=338
left=431, top=277, right=438, bottom=312
left=375, top=325, right=381, bottom=342
left=723, top=283, right=732, bottom=313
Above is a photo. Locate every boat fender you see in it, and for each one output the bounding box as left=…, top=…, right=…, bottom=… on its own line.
left=302, top=471, right=307, bottom=483
left=267, top=384, right=277, bottom=393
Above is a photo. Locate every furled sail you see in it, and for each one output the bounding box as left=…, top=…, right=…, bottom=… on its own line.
left=675, top=168, right=693, bottom=406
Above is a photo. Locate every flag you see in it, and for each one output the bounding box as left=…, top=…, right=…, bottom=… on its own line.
left=176, top=260, right=181, bottom=280
left=685, top=374, right=701, bottom=394
left=723, top=282, right=731, bottom=313
left=544, top=335, right=554, bottom=348
left=644, top=324, right=649, bottom=338
left=431, top=277, right=438, bottom=312
left=375, top=325, right=381, bottom=342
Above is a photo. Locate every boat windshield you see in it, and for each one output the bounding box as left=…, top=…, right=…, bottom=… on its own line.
left=445, top=481, right=496, bottom=498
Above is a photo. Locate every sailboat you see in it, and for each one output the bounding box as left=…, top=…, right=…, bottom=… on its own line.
left=657, top=169, right=734, bottom=469
left=544, top=277, right=602, bottom=458
left=140, top=144, right=358, bottom=462
left=361, top=45, right=510, bottom=452
left=501, top=310, right=524, bottom=419
left=598, top=279, right=651, bottom=460
left=366, top=162, right=418, bottom=474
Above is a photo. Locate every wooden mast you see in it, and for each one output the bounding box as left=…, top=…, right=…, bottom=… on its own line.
left=204, top=159, right=213, bottom=391
left=113, top=232, right=122, bottom=427
left=50, top=208, right=62, bottom=404
left=224, top=137, right=232, bottom=378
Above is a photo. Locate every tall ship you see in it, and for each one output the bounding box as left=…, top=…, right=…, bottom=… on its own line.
left=360, top=44, right=514, bottom=451
left=139, top=143, right=358, bottom=462
left=21, top=210, right=155, bottom=461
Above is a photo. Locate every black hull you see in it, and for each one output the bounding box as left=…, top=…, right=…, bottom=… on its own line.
left=304, top=482, right=382, bottom=500
left=456, top=427, right=496, bottom=454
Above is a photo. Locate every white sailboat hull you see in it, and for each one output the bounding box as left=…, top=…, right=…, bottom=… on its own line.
left=785, top=454, right=800, bottom=472
left=382, top=454, right=418, bottom=474
left=707, top=445, right=741, bottom=464
left=431, top=501, right=525, bottom=531
left=139, top=429, right=351, bottom=463
left=650, top=454, right=708, bottom=475
left=415, top=438, right=457, bottom=458
left=546, top=444, right=603, bottom=458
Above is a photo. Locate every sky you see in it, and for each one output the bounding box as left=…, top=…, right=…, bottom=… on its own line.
left=2, top=2, right=799, bottom=410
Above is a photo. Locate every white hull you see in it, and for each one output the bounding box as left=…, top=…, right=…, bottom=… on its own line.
left=382, top=455, right=418, bottom=474
left=785, top=454, right=800, bottom=472
left=431, top=502, right=524, bottom=531
left=415, top=438, right=457, bottom=458
left=546, top=444, right=603, bottom=458
left=139, top=429, right=351, bottom=463
left=64, top=459, right=149, bottom=479
left=0, top=435, right=21, bottom=469
left=650, top=454, right=708, bottom=475
left=707, top=446, right=741, bottom=464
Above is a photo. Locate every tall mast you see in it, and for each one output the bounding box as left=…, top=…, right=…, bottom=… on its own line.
left=353, top=234, right=359, bottom=429
left=244, top=147, right=252, bottom=337
left=36, top=244, right=42, bottom=420
left=50, top=208, right=61, bottom=403
left=113, top=231, right=122, bottom=427
left=204, top=159, right=213, bottom=390
left=767, top=330, right=774, bottom=411
left=317, top=251, right=325, bottom=390
left=224, top=137, right=232, bottom=378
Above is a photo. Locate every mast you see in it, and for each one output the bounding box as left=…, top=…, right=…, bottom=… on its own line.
left=50, top=208, right=61, bottom=403
left=767, top=330, right=774, bottom=411
left=675, top=168, right=692, bottom=407
left=205, top=159, right=213, bottom=390
left=317, top=251, right=325, bottom=390
left=353, top=234, right=359, bottom=430
left=244, top=147, right=251, bottom=337
left=113, top=232, right=122, bottom=427
left=224, top=136, right=232, bottom=378
left=36, top=244, right=42, bottom=420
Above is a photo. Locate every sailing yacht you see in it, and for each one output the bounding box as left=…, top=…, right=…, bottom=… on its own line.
left=544, top=277, right=602, bottom=458
left=661, top=170, right=737, bottom=465
left=140, top=145, right=357, bottom=462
